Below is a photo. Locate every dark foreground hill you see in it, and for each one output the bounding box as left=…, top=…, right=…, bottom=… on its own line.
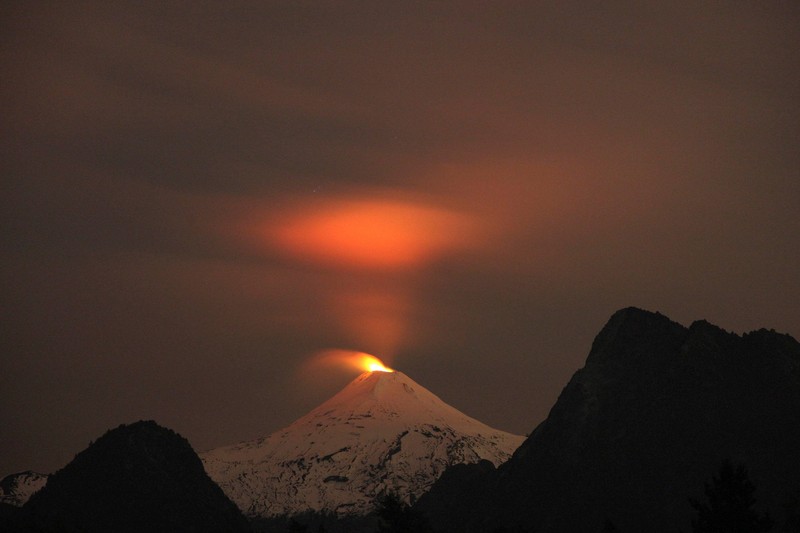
left=416, top=307, right=800, bottom=532
left=16, top=420, right=250, bottom=532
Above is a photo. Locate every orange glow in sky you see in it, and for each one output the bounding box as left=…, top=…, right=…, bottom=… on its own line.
left=306, top=349, right=395, bottom=375
left=271, top=198, right=471, bottom=270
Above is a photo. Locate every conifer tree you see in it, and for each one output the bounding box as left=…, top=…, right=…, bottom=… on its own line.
left=375, top=492, right=430, bottom=533
left=690, top=459, right=772, bottom=533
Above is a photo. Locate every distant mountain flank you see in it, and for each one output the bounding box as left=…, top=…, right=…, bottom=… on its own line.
left=0, top=471, right=47, bottom=507
left=202, top=370, right=524, bottom=518
left=417, top=307, right=800, bottom=532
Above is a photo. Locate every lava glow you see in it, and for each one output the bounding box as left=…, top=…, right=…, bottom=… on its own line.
left=306, top=349, right=395, bottom=375
left=360, top=353, right=395, bottom=373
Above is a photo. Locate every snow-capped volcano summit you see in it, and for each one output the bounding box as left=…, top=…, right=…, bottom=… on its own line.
left=201, top=371, right=524, bottom=518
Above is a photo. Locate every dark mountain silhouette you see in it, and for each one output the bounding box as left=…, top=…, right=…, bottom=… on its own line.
left=18, top=420, right=250, bottom=532
left=416, top=307, right=800, bottom=532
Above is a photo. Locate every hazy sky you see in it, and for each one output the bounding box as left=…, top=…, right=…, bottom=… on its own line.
left=2, top=2, right=799, bottom=476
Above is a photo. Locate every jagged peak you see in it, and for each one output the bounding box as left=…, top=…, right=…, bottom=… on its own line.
left=605, top=307, right=676, bottom=330
left=688, top=319, right=733, bottom=336
left=743, top=327, right=800, bottom=345
left=677, top=320, right=742, bottom=360
left=586, top=307, right=686, bottom=365
left=583, top=308, right=799, bottom=374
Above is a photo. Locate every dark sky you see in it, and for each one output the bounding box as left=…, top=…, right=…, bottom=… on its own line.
left=2, top=2, right=799, bottom=477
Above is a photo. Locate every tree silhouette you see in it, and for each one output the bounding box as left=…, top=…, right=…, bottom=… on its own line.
left=288, top=518, right=308, bottom=533
left=780, top=490, right=800, bottom=532
left=375, top=492, right=430, bottom=533
left=602, top=517, right=619, bottom=532
left=690, top=459, right=772, bottom=533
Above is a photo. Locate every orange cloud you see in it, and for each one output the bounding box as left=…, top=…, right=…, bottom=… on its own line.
left=235, top=190, right=482, bottom=364
left=269, top=196, right=474, bottom=270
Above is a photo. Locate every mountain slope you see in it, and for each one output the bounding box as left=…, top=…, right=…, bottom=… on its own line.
left=417, top=308, right=800, bottom=532
left=0, top=471, right=47, bottom=507
left=21, top=420, right=250, bottom=532
left=202, top=370, right=524, bottom=518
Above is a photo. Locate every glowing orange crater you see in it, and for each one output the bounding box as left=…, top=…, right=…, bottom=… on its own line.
left=307, top=349, right=395, bottom=375
left=358, top=353, right=395, bottom=373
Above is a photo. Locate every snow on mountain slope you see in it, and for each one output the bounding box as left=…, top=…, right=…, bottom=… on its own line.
left=201, top=371, right=524, bottom=518
left=0, top=471, right=48, bottom=507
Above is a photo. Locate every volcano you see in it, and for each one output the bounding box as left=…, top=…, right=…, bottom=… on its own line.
left=201, top=370, right=524, bottom=518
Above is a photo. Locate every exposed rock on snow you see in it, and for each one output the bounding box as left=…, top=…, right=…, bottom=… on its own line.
left=0, top=471, right=47, bottom=507
left=202, top=371, right=524, bottom=517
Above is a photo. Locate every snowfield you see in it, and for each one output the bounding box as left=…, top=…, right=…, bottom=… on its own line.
left=201, top=371, right=524, bottom=517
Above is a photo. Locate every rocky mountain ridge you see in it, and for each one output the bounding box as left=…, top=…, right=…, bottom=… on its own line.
left=417, top=307, right=800, bottom=532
